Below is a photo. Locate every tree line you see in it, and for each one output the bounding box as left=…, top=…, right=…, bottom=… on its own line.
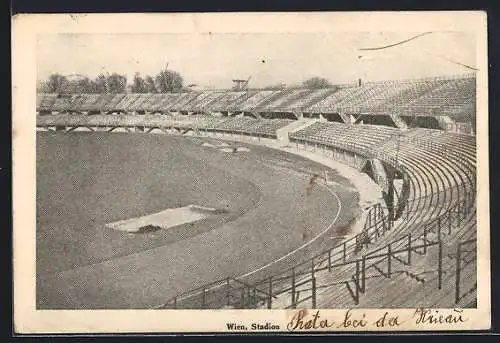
left=38, top=69, right=334, bottom=94
left=38, top=68, right=184, bottom=94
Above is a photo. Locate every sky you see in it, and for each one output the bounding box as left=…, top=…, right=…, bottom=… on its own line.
left=37, top=31, right=476, bottom=90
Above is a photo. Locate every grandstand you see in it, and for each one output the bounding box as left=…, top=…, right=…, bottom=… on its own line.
left=36, top=73, right=477, bottom=309
left=36, top=74, right=476, bottom=134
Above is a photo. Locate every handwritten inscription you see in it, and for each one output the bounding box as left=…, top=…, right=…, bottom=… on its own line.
left=413, top=308, right=467, bottom=325
left=373, top=311, right=402, bottom=327
left=337, top=309, right=368, bottom=328
left=284, top=308, right=467, bottom=331
left=287, top=309, right=334, bottom=331
left=225, top=309, right=468, bottom=332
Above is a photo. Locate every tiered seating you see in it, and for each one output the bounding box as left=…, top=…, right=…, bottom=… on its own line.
left=290, top=122, right=399, bottom=155
left=212, top=116, right=257, bottom=132
left=260, top=89, right=313, bottom=112
left=153, top=93, right=183, bottom=112
left=89, top=94, right=116, bottom=112
left=253, top=90, right=293, bottom=112
left=305, top=87, right=356, bottom=113
left=127, top=94, right=153, bottom=112
left=168, top=92, right=201, bottom=111
left=226, top=91, right=260, bottom=111
left=241, top=119, right=294, bottom=137
left=369, top=80, right=445, bottom=113
left=237, top=90, right=277, bottom=111
left=185, top=91, right=226, bottom=111
left=288, top=88, right=339, bottom=112
left=335, top=82, right=413, bottom=114
left=297, top=76, right=475, bottom=121
left=37, top=108, right=476, bottom=309
left=397, top=77, right=476, bottom=119
left=138, top=94, right=165, bottom=112
left=208, top=91, right=247, bottom=112
left=325, top=84, right=385, bottom=113
left=197, top=92, right=230, bottom=111
left=114, top=94, right=142, bottom=112
left=36, top=74, right=477, bottom=310
left=35, top=75, right=475, bottom=121
left=102, top=94, right=127, bottom=112
left=78, top=94, right=102, bottom=112
left=189, top=116, right=230, bottom=130
left=266, top=126, right=476, bottom=309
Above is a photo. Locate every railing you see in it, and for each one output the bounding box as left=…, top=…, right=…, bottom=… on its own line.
left=158, top=189, right=475, bottom=309
left=157, top=200, right=391, bottom=309
left=156, top=131, right=475, bottom=309
left=157, top=181, right=475, bottom=309
left=37, top=114, right=477, bottom=309
left=268, top=192, right=475, bottom=309
left=454, top=238, right=477, bottom=304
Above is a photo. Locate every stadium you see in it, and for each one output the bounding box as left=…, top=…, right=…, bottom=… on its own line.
left=35, top=71, right=477, bottom=310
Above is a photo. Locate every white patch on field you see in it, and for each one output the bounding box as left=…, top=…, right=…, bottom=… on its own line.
left=202, top=142, right=216, bottom=147
left=105, top=206, right=210, bottom=233
left=219, top=146, right=251, bottom=153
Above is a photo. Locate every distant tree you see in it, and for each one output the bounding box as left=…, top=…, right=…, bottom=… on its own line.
left=38, top=72, right=126, bottom=94
left=302, top=77, right=331, bottom=89
left=107, top=73, right=127, bottom=93
left=155, top=68, right=183, bottom=93
left=73, top=77, right=93, bottom=93
left=40, top=73, right=68, bottom=93
left=131, top=73, right=146, bottom=93
left=93, top=73, right=108, bottom=93
left=144, top=75, right=157, bottom=93
left=37, top=80, right=48, bottom=93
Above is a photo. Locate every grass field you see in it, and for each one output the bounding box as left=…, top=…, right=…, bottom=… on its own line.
left=36, top=132, right=360, bottom=308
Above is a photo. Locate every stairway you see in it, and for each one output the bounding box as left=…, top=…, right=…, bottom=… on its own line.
left=389, top=113, right=408, bottom=129
left=338, top=112, right=352, bottom=124
left=276, top=119, right=318, bottom=145
left=370, top=159, right=389, bottom=192
left=435, top=115, right=456, bottom=131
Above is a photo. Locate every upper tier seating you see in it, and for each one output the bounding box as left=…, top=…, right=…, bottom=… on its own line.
left=184, top=91, right=227, bottom=111
left=36, top=75, right=475, bottom=125
left=397, top=77, right=476, bottom=120
left=259, top=89, right=314, bottom=112
left=290, top=121, right=400, bottom=155
left=302, top=77, right=475, bottom=119
left=288, top=88, right=340, bottom=112
left=237, top=90, right=278, bottom=111
left=208, top=92, right=247, bottom=112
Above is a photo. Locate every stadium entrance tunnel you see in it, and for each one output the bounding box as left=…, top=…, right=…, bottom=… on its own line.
left=401, top=115, right=442, bottom=129
left=354, top=114, right=397, bottom=127
left=303, top=112, right=345, bottom=122
left=259, top=112, right=298, bottom=120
